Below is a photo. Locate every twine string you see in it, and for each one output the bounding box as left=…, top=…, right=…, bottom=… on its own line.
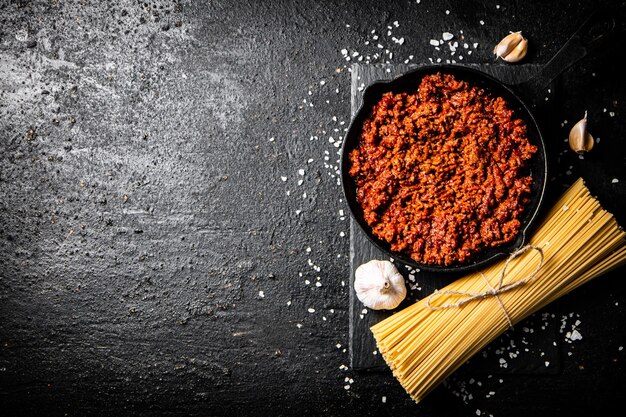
left=426, top=245, right=544, bottom=329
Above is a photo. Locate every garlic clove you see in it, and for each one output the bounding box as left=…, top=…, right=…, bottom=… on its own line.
left=354, top=260, right=407, bottom=310
left=568, top=111, right=594, bottom=154
left=494, top=31, right=528, bottom=63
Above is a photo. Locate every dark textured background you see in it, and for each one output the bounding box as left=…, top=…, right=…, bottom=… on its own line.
left=1, top=1, right=625, bottom=416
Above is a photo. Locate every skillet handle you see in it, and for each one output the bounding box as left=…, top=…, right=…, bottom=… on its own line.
left=514, top=9, right=617, bottom=100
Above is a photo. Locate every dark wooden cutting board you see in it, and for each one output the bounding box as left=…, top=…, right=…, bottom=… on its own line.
left=348, top=63, right=563, bottom=373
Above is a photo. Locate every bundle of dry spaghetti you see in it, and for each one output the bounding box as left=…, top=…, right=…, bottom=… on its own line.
left=371, top=178, right=626, bottom=404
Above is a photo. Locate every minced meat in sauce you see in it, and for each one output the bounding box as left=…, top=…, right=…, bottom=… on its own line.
left=348, top=72, right=537, bottom=266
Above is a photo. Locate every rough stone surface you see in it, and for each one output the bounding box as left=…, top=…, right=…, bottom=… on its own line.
left=1, top=1, right=624, bottom=416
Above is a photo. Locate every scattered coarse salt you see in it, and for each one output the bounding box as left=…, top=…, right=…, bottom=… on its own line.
left=296, top=323, right=303, bottom=328
left=280, top=176, right=287, bottom=182
left=339, top=231, right=345, bottom=237
left=545, top=361, right=550, bottom=367
left=430, top=39, right=440, bottom=46
left=442, top=32, right=454, bottom=41
left=612, top=178, right=619, bottom=183
left=479, top=20, right=485, bottom=25
left=339, top=364, right=348, bottom=370
left=304, top=279, right=310, bottom=285
left=298, top=169, right=305, bottom=176
left=344, top=385, right=350, bottom=390
left=315, top=282, right=322, bottom=287
left=287, top=300, right=291, bottom=306
left=295, top=209, right=302, bottom=215
left=341, top=48, right=348, bottom=55
left=619, top=346, right=624, bottom=351
left=258, top=290, right=265, bottom=298
left=308, top=308, right=315, bottom=313
left=476, top=410, right=481, bottom=416
left=445, top=10, right=450, bottom=15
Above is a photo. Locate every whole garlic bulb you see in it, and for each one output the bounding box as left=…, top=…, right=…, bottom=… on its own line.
left=354, top=260, right=407, bottom=310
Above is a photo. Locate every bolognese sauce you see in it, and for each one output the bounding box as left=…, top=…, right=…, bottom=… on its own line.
left=348, top=72, right=537, bottom=266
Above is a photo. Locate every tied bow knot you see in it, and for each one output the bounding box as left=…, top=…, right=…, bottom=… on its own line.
left=426, top=245, right=544, bottom=329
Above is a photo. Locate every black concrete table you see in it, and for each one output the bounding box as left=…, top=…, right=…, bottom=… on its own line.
left=1, top=1, right=624, bottom=416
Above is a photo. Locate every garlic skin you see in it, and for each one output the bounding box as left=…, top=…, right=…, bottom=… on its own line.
left=568, top=111, right=594, bottom=154
left=354, top=260, right=407, bottom=310
left=494, top=32, right=528, bottom=63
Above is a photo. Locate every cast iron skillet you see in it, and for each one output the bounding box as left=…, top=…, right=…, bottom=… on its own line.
left=341, top=11, right=616, bottom=273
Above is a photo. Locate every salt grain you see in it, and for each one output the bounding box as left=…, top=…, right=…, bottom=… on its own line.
left=442, top=32, right=454, bottom=41
left=258, top=290, right=265, bottom=298
left=570, top=329, right=583, bottom=341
